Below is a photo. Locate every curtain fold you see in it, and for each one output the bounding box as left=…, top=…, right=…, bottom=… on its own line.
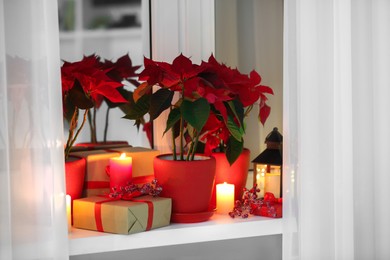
left=284, top=0, right=390, bottom=259
left=0, top=0, right=69, bottom=259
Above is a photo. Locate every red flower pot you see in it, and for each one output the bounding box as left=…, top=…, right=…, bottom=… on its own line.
left=210, top=149, right=250, bottom=208
left=153, top=154, right=216, bottom=223
left=65, top=156, right=86, bottom=200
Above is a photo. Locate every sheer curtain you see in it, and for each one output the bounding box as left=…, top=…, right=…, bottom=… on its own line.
left=284, top=0, right=390, bottom=259
left=0, top=0, right=69, bottom=259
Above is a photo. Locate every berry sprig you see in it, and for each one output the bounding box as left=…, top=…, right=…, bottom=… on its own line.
left=109, top=179, right=162, bottom=200
left=229, top=184, right=281, bottom=219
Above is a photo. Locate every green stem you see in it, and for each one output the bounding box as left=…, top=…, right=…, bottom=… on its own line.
left=65, top=109, right=89, bottom=160
left=190, top=130, right=200, bottom=161
left=170, top=107, right=177, bottom=160
left=64, top=109, right=78, bottom=160
left=186, top=141, right=194, bottom=161
left=244, top=105, right=253, bottom=117
left=92, top=107, right=97, bottom=143
left=179, top=85, right=185, bottom=161
left=87, top=110, right=93, bottom=142
left=104, top=107, right=110, bottom=142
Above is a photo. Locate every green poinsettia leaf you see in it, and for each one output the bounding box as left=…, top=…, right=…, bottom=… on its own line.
left=164, top=107, right=181, bottom=135
left=150, top=88, right=174, bottom=120
left=181, top=98, right=210, bottom=132
left=226, top=136, right=244, bottom=165
left=63, top=98, right=76, bottom=123
left=68, top=80, right=94, bottom=109
left=122, top=93, right=150, bottom=120
left=226, top=114, right=244, bottom=141
left=227, top=100, right=245, bottom=131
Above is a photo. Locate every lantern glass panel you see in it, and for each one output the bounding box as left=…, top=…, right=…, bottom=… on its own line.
left=265, top=165, right=281, bottom=198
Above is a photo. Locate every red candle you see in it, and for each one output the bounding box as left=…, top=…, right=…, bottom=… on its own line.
left=109, top=153, right=132, bottom=190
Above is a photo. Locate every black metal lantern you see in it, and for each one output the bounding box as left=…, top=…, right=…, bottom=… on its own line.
left=252, top=127, right=283, bottom=198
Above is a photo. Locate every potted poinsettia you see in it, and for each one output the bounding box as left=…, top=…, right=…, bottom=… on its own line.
left=196, top=55, right=273, bottom=204
left=126, top=53, right=272, bottom=222
left=61, top=54, right=128, bottom=199
left=72, top=54, right=149, bottom=149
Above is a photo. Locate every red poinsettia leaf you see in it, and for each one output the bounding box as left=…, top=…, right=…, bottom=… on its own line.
left=139, top=62, right=163, bottom=85
left=94, top=94, right=105, bottom=109
left=183, top=77, right=201, bottom=98
left=171, top=53, right=203, bottom=80
left=93, top=83, right=128, bottom=104
left=214, top=100, right=228, bottom=121
left=249, top=70, right=261, bottom=84
left=259, top=102, right=271, bottom=125
left=172, top=54, right=193, bottom=74
left=258, top=85, right=274, bottom=95
left=112, top=54, right=141, bottom=79
left=237, top=86, right=261, bottom=107
left=142, top=122, right=153, bottom=148
left=203, top=135, right=221, bottom=156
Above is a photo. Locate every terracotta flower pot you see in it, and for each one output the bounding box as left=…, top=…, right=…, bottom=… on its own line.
left=153, top=154, right=216, bottom=223
left=210, top=149, right=250, bottom=208
left=65, top=156, right=86, bottom=200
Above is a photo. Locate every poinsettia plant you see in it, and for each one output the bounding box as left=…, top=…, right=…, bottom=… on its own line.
left=87, top=55, right=141, bottom=143
left=125, top=53, right=273, bottom=164
left=61, top=54, right=130, bottom=160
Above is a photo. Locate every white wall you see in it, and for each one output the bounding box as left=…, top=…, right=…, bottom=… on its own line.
left=215, top=0, right=283, bottom=163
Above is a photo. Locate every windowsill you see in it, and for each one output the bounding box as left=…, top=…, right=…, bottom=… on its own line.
left=69, top=214, right=282, bottom=256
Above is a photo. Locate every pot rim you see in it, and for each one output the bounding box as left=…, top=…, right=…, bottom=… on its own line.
left=156, top=153, right=213, bottom=161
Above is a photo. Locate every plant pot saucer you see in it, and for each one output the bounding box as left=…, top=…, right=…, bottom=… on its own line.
left=170, top=208, right=216, bottom=223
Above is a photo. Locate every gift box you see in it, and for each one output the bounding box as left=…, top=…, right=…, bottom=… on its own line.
left=70, top=147, right=160, bottom=196
left=73, top=195, right=172, bottom=235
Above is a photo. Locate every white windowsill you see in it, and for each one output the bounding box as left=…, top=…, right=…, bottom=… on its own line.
left=69, top=214, right=282, bottom=256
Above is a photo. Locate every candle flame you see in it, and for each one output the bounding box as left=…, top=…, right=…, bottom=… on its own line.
left=119, top=153, right=126, bottom=159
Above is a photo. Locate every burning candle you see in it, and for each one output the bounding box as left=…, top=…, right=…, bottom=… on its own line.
left=265, top=166, right=281, bottom=198
left=66, top=194, right=71, bottom=233
left=256, top=166, right=266, bottom=198
left=109, top=153, right=132, bottom=190
left=216, top=182, right=235, bottom=214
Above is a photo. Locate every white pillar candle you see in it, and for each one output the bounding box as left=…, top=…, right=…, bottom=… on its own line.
left=256, top=168, right=265, bottom=198
left=66, top=194, right=71, bottom=233
left=216, top=182, right=235, bottom=214
left=265, top=166, right=281, bottom=198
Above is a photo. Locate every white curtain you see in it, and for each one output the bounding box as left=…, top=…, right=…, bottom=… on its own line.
left=283, top=0, right=390, bottom=259
left=0, top=0, right=69, bottom=259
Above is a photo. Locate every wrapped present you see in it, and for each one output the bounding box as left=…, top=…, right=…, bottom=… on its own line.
left=73, top=195, right=172, bottom=235
left=70, top=147, right=160, bottom=196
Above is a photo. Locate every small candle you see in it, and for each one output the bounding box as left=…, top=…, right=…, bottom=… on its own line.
left=265, top=166, right=281, bottom=198
left=256, top=166, right=266, bottom=198
left=216, top=182, right=235, bottom=214
left=109, top=153, right=132, bottom=190
left=66, top=194, right=71, bottom=233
